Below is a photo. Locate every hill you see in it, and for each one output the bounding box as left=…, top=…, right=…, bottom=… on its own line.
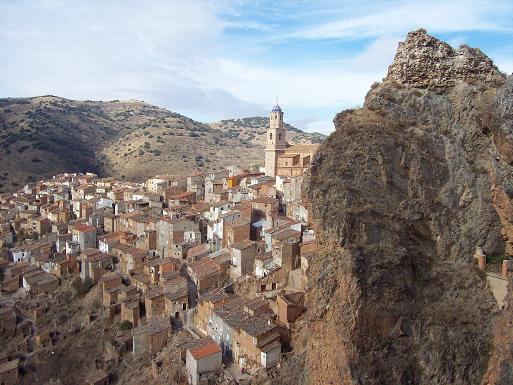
left=209, top=116, right=326, bottom=145
left=0, top=96, right=324, bottom=192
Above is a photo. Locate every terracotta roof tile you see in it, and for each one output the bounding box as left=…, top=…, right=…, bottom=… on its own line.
left=187, top=337, right=221, bottom=360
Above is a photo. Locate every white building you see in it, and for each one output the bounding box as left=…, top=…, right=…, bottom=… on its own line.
left=96, top=197, right=114, bottom=210
left=186, top=337, right=222, bottom=385
left=206, top=210, right=241, bottom=251
left=10, top=247, right=30, bottom=263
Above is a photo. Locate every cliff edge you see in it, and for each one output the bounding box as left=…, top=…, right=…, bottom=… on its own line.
left=300, top=29, right=513, bottom=385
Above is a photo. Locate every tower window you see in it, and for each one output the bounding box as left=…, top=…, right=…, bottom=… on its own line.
left=278, top=133, right=282, bottom=140
left=269, top=133, right=272, bottom=140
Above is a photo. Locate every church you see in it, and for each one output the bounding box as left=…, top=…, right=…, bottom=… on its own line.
left=264, top=103, right=319, bottom=179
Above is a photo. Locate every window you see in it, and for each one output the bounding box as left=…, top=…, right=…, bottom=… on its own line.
left=278, top=133, right=282, bottom=140
left=269, top=133, right=272, bottom=140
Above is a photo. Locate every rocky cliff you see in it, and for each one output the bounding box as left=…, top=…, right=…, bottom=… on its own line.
left=301, top=29, right=513, bottom=385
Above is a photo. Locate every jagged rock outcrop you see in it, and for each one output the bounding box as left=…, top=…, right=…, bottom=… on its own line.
left=387, top=29, right=504, bottom=90
left=300, top=29, right=513, bottom=385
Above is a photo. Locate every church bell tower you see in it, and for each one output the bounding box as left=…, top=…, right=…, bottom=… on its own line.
left=265, top=102, right=287, bottom=177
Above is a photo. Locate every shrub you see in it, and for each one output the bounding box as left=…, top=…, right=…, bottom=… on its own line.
left=119, top=320, right=133, bottom=330
left=71, top=277, right=93, bottom=297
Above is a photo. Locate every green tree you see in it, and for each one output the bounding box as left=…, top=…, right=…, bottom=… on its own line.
left=119, top=320, right=133, bottom=330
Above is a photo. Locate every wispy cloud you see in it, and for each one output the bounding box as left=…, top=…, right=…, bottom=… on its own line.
left=0, top=0, right=512, bottom=134
left=276, top=0, right=513, bottom=41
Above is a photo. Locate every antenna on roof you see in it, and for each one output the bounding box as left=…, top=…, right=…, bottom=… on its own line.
left=276, top=96, right=279, bottom=106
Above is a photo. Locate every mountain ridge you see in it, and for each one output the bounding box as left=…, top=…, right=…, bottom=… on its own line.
left=0, top=95, right=324, bottom=192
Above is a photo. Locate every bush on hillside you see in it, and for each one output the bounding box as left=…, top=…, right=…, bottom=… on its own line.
left=71, top=277, right=93, bottom=297
left=119, top=320, right=133, bottom=330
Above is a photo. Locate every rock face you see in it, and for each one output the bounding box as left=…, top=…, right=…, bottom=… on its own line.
left=387, top=29, right=505, bottom=91
left=302, top=29, right=513, bottom=385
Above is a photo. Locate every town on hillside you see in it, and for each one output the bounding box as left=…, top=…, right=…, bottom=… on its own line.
left=0, top=104, right=320, bottom=385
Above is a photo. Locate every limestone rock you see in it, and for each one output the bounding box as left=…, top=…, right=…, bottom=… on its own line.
left=386, top=29, right=506, bottom=91
left=293, top=30, right=513, bottom=385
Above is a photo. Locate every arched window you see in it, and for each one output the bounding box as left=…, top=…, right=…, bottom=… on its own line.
left=269, top=133, right=272, bottom=140
left=278, top=133, right=282, bottom=140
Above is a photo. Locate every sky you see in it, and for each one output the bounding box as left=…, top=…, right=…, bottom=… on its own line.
left=1, top=0, right=513, bottom=134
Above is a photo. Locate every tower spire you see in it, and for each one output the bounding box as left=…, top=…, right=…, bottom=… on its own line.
left=266, top=99, right=285, bottom=177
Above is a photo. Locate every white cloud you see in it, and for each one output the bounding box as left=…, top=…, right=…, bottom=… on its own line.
left=282, top=0, right=513, bottom=40
left=285, top=116, right=333, bottom=135
left=351, top=35, right=401, bottom=71
left=0, top=0, right=512, bottom=135
left=203, top=58, right=379, bottom=109
left=494, top=56, right=513, bottom=75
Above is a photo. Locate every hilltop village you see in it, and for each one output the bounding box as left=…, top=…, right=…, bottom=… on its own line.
left=0, top=104, right=320, bottom=385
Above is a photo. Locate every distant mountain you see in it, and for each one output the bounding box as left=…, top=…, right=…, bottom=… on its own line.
left=209, top=116, right=326, bottom=145
left=0, top=96, right=325, bottom=192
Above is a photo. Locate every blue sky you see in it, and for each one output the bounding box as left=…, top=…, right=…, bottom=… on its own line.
left=1, top=0, right=512, bottom=134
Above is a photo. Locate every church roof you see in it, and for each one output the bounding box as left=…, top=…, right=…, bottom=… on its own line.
left=272, top=104, right=282, bottom=112
left=283, top=144, right=320, bottom=154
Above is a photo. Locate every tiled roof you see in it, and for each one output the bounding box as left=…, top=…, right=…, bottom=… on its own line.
left=252, top=196, right=279, bottom=204
left=199, top=289, right=230, bottom=304
left=225, top=218, right=250, bottom=229
left=245, top=298, right=269, bottom=311
left=283, top=144, right=320, bottom=153
left=146, top=286, right=164, bottom=300
left=187, top=337, right=221, bottom=360
left=232, top=240, right=255, bottom=250
left=72, top=223, right=96, bottom=232
left=240, top=315, right=276, bottom=338
left=188, top=258, right=220, bottom=279
left=187, top=244, right=210, bottom=259
left=163, top=286, right=188, bottom=302
left=272, top=228, right=301, bottom=242
left=146, top=257, right=172, bottom=267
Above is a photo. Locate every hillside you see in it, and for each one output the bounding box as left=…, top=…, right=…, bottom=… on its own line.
left=0, top=96, right=324, bottom=192
left=209, top=117, right=326, bottom=145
